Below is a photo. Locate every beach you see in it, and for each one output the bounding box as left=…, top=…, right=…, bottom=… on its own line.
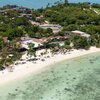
left=0, top=46, right=100, bottom=86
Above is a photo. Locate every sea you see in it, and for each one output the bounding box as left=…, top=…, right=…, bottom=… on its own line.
left=0, top=52, right=100, bottom=100
left=0, top=0, right=100, bottom=9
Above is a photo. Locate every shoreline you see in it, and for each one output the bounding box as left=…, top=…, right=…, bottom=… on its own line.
left=0, top=47, right=100, bottom=86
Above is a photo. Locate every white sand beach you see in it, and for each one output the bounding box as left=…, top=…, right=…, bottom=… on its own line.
left=0, top=46, right=100, bottom=86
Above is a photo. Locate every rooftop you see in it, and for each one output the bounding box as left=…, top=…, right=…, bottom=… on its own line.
left=72, top=30, right=90, bottom=38
left=39, top=24, right=62, bottom=33
left=21, top=38, right=43, bottom=49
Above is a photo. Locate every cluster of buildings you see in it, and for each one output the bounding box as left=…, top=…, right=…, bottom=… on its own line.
left=0, top=4, right=30, bottom=14
left=21, top=35, right=67, bottom=50
left=0, top=5, right=91, bottom=50
left=21, top=30, right=90, bottom=50
left=0, top=4, right=62, bottom=34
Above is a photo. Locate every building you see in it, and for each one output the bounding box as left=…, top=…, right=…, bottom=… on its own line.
left=36, top=15, right=44, bottom=21
left=71, top=30, right=90, bottom=38
left=21, top=36, right=43, bottom=49
left=19, top=6, right=30, bottom=13
left=5, top=4, right=18, bottom=9
left=64, top=31, right=73, bottom=36
left=30, top=21, right=40, bottom=26
left=0, top=5, right=30, bottom=14
left=21, top=14, right=32, bottom=19
left=22, top=39, right=43, bottom=49
left=39, top=24, right=62, bottom=33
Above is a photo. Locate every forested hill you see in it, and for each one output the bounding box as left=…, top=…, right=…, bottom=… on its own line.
left=38, top=2, right=100, bottom=35
left=0, top=2, right=100, bottom=70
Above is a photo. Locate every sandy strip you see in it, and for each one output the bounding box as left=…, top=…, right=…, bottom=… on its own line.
left=0, top=47, right=100, bottom=86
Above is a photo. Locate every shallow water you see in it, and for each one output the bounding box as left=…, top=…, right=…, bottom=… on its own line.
left=0, top=52, right=100, bottom=100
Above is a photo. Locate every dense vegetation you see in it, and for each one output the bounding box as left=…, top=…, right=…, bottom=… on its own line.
left=37, top=1, right=100, bottom=49
left=39, top=2, right=100, bottom=34
left=0, top=1, right=100, bottom=70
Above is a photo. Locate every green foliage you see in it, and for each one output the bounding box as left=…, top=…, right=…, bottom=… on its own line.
left=65, top=0, right=68, bottom=4
left=0, top=37, right=4, bottom=50
left=42, top=2, right=100, bottom=34
left=27, top=43, right=36, bottom=57
left=14, top=17, right=28, bottom=26
left=65, top=39, right=70, bottom=45
left=73, top=36, right=90, bottom=49
left=7, top=28, right=23, bottom=40
left=0, top=3, right=100, bottom=70
left=26, top=25, right=53, bottom=38
left=90, top=34, right=100, bottom=46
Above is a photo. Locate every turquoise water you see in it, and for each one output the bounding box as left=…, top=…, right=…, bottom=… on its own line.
left=0, top=52, right=100, bottom=100
left=0, top=0, right=100, bottom=9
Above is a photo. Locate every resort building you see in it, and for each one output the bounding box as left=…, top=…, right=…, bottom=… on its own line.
left=36, top=15, right=44, bottom=21
left=21, top=14, right=32, bottom=19
left=19, top=6, right=30, bottom=13
left=21, top=36, right=43, bottom=49
left=0, top=5, right=30, bottom=14
left=4, top=4, right=18, bottom=9
left=71, top=30, right=90, bottom=38
left=30, top=20, right=40, bottom=26
left=39, top=24, right=62, bottom=33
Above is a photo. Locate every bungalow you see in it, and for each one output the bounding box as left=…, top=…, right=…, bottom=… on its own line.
left=21, top=14, right=32, bottom=19
left=30, top=20, right=40, bottom=26
left=21, top=36, right=43, bottom=49
left=5, top=4, right=18, bottom=9
left=36, top=15, right=44, bottom=20
left=19, top=6, right=30, bottom=13
left=64, top=31, right=73, bottom=36
left=0, top=5, right=18, bottom=13
left=71, top=30, right=90, bottom=38
left=39, top=24, right=62, bottom=33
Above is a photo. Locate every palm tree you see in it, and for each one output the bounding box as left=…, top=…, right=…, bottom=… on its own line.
left=44, top=49, right=48, bottom=55
left=0, top=59, right=5, bottom=70
left=1, top=47, right=9, bottom=66
left=65, top=0, right=68, bottom=4
left=0, top=38, right=4, bottom=50
left=10, top=39, right=21, bottom=49
left=50, top=47, right=56, bottom=56
left=6, top=57, right=14, bottom=72
left=27, top=43, right=36, bottom=59
left=65, top=44, right=72, bottom=50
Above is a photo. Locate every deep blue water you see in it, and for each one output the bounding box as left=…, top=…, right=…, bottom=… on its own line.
left=0, top=0, right=100, bottom=9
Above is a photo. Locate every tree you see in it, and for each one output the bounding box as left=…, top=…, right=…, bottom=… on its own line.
left=73, top=36, right=90, bottom=49
left=7, top=28, right=23, bottom=40
left=6, top=56, right=14, bottom=72
left=27, top=43, right=36, bottom=58
left=46, top=28, right=53, bottom=33
left=64, top=45, right=71, bottom=52
left=14, top=17, right=28, bottom=26
left=65, top=0, right=68, bottom=5
left=0, top=59, right=5, bottom=70
left=0, top=38, right=4, bottom=50
left=50, top=47, right=56, bottom=56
